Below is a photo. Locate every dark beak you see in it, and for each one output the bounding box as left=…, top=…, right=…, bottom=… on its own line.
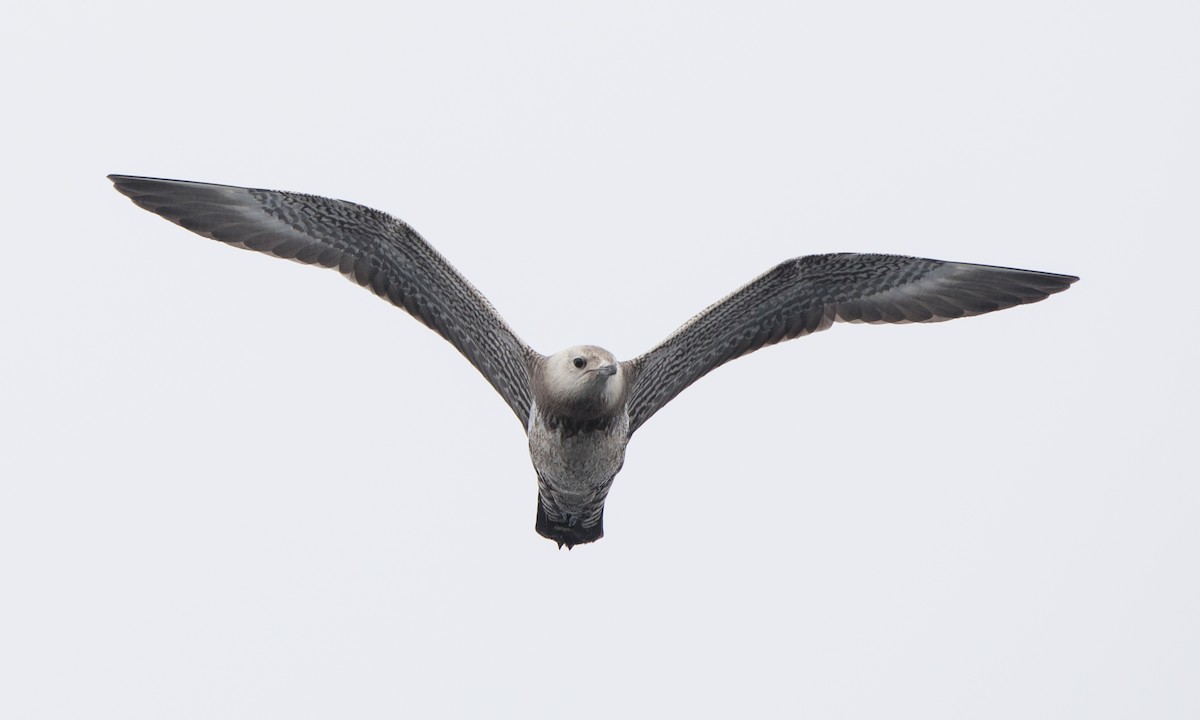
left=590, top=364, right=617, bottom=377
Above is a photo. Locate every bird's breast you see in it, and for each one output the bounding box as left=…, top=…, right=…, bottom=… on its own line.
left=527, top=403, right=630, bottom=497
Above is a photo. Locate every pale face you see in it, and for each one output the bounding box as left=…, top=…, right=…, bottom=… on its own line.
left=541, top=344, right=626, bottom=414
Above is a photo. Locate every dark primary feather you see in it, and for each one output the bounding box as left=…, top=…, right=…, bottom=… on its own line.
left=109, top=175, right=536, bottom=425
left=624, top=253, right=1079, bottom=433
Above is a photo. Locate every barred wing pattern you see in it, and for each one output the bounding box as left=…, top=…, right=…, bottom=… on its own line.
left=109, top=176, right=536, bottom=425
left=625, top=253, right=1078, bottom=434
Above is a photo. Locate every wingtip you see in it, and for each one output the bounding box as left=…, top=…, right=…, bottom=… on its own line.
left=108, top=174, right=136, bottom=198
left=1038, top=270, right=1079, bottom=294
left=107, top=174, right=149, bottom=194
left=1048, top=271, right=1081, bottom=293
left=1042, top=269, right=1080, bottom=285
left=108, top=174, right=170, bottom=186
left=980, top=263, right=1080, bottom=295
left=108, top=174, right=198, bottom=199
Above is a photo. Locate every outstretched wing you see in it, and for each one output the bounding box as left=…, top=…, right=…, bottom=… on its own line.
left=624, top=253, right=1078, bottom=433
left=109, top=175, right=537, bottom=425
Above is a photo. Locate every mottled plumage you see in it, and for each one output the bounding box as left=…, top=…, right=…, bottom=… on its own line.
left=110, top=175, right=1079, bottom=548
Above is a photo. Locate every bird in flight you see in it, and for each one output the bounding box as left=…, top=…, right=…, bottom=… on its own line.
left=109, top=175, right=1078, bottom=548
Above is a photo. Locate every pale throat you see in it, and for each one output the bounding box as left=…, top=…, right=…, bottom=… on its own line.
left=536, top=352, right=627, bottom=420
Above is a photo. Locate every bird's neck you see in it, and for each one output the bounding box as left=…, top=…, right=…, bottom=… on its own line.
left=534, top=408, right=622, bottom=437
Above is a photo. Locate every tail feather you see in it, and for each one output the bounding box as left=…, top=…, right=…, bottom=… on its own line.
left=536, top=502, right=604, bottom=549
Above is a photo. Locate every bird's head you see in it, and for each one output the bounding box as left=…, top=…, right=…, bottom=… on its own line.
left=536, top=345, right=626, bottom=418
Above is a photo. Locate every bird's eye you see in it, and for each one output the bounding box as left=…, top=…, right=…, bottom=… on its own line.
left=572, top=357, right=586, bottom=369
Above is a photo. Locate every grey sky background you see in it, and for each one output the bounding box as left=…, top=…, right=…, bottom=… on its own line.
left=2, top=2, right=1197, bottom=718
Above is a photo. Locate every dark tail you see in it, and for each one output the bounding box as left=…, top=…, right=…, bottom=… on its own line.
left=536, top=502, right=604, bottom=549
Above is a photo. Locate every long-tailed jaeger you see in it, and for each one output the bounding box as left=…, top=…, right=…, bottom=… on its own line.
left=109, top=175, right=1078, bottom=548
